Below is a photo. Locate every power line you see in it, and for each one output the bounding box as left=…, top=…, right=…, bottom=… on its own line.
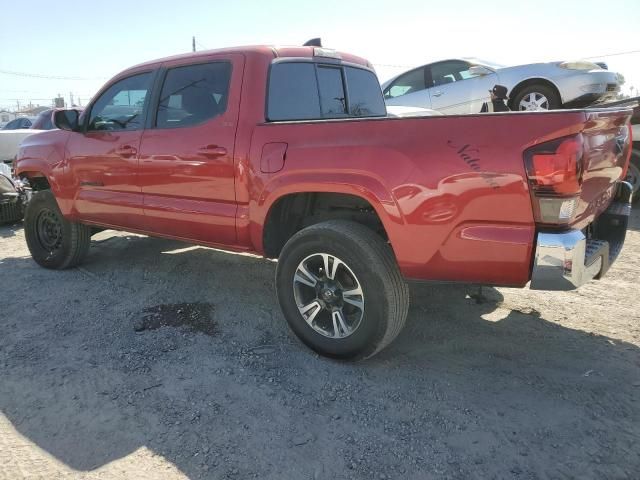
left=0, top=68, right=106, bottom=80
left=582, top=49, right=640, bottom=59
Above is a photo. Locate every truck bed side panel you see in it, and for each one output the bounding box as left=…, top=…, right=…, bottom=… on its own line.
left=250, top=111, right=592, bottom=287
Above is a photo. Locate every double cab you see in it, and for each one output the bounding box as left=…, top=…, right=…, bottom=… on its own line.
left=16, top=45, right=634, bottom=359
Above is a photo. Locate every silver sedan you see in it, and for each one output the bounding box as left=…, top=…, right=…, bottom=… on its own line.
left=382, top=58, right=622, bottom=114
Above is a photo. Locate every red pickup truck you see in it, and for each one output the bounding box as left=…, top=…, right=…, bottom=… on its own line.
left=15, top=45, right=634, bottom=359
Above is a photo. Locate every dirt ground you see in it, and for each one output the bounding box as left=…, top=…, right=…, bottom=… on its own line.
left=1, top=208, right=639, bottom=480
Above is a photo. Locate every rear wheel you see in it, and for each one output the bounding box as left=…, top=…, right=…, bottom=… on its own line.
left=627, top=148, right=640, bottom=204
left=24, top=190, right=91, bottom=269
left=276, top=220, right=409, bottom=360
left=512, top=84, right=560, bottom=111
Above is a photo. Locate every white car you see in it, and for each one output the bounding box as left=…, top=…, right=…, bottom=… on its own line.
left=0, top=110, right=56, bottom=164
left=382, top=59, right=621, bottom=114
left=385, top=105, right=443, bottom=117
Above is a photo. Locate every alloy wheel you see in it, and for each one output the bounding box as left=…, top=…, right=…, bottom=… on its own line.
left=519, top=92, right=550, bottom=111
left=292, top=253, right=365, bottom=339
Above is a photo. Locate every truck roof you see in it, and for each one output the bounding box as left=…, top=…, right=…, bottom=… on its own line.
left=128, top=45, right=372, bottom=71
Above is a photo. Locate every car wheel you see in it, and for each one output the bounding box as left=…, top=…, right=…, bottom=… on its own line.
left=513, top=84, right=560, bottom=111
left=24, top=190, right=91, bottom=269
left=627, top=148, right=640, bottom=204
left=276, top=220, right=410, bottom=360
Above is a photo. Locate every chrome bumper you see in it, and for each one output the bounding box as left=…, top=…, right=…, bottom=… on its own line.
left=530, top=182, right=632, bottom=291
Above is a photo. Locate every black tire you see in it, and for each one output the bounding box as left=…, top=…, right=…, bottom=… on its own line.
left=276, top=220, right=409, bottom=360
left=511, top=84, right=561, bottom=111
left=24, top=190, right=91, bottom=269
left=628, top=147, right=640, bottom=204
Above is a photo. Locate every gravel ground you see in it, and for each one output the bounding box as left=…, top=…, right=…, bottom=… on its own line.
left=1, top=209, right=639, bottom=480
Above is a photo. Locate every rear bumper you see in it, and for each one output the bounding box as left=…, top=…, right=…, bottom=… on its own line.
left=530, top=182, right=633, bottom=291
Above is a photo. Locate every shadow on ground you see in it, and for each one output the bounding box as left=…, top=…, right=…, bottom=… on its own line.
left=1, top=229, right=639, bottom=479
left=0, top=220, right=22, bottom=238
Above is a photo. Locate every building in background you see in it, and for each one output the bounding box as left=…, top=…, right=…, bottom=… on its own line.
left=0, top=110, right=17, bottom=128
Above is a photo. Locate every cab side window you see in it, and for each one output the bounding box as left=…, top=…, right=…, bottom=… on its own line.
left=87, top=72, right=152, bottom=131
left=384, top=67, right=426, bottom=99
left=155, top=62, right=232, bottom=128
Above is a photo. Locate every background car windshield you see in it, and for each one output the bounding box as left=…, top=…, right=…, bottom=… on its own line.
left=464, top=58, right=507, bottom=69
left=88, top=73, right=152, bottom=131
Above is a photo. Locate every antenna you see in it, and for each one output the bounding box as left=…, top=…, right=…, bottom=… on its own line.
left=303, top=38, right=322, bottom=47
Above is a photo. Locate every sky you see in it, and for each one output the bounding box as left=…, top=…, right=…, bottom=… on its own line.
left=1, top=0, right=639, bottom=111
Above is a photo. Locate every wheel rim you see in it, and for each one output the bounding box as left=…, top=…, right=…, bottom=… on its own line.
left=292, top=253, right=365, bottom=339
left=35, top=208, right=63, bottom=253
left=626, top=158, right=640, bottom=197
left=519, top=92, right=550, bottom=111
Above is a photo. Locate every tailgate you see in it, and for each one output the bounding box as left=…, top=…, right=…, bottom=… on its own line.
left=523, top=107, right=632, bottom=230
left=576, top=109, right=632, bottom=227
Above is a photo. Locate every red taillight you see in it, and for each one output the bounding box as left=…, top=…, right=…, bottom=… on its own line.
left=525, top=134, right=584, bottom=196
left=524, top=134, right=584, bottom=225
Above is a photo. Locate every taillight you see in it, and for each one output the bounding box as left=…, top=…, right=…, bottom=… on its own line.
left=524, top=134, right=584, bottom=225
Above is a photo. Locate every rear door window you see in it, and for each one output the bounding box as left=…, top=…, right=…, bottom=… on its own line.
left=384, top=67, right=426, bottom=99
left=430, top=61, right=476, bottom=87
left=267, top=62, right=386, bottom=121
left=156, top=61, right=232, bottom=128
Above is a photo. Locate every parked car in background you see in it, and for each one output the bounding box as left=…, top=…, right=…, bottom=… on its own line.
left=382, top=59, right=621, bottom=114
left=385, top=105, right=443, bottom=117
left=0, top=109, right=59, bottom=167
left=2, top=116, right=37, bottom=130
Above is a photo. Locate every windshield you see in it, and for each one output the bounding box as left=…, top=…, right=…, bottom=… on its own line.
left=463, top=58, right=508, bottom=70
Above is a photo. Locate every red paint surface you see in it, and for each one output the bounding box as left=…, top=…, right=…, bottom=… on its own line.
left=16, top=46, right=632, bottom=287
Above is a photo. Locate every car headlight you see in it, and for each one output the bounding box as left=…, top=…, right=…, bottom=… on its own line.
left=559, top=61, right=602, bottom=71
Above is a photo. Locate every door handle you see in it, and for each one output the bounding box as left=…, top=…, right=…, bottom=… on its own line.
left=116, top=145, right=137, bottom=158
left=432, top=90, right=444, bottom=97
left=198, top=145, right=227, bottom=158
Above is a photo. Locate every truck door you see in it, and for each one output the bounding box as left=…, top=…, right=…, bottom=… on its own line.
left=66, top=71, right=154, bottom=229
left=138, top=54, right=244, bottom=245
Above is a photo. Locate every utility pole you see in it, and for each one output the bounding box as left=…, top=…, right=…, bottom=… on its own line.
left=70, top=92, right=74, bottom=107
left=192, top=36, right=196, bottom=52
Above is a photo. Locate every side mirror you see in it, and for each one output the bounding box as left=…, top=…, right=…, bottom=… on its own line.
left=53, top=109, right=80, bottom=131
left=468, top=65, right=493, bottom=77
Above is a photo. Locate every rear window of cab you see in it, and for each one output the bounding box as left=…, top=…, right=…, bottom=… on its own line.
left=267, top=62, right=386, bottom=121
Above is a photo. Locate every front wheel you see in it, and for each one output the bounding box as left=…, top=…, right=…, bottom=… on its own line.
left=512, top=84, right=560, bottom=111
left=276, top=220, right=410, bottom=360
left=24, top=190, right=91, bottom=269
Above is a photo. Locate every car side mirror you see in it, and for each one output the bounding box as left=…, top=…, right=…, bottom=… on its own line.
left=468, top=65, right=493, bottom=77
left=53, top=109, right=80, bottom=131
